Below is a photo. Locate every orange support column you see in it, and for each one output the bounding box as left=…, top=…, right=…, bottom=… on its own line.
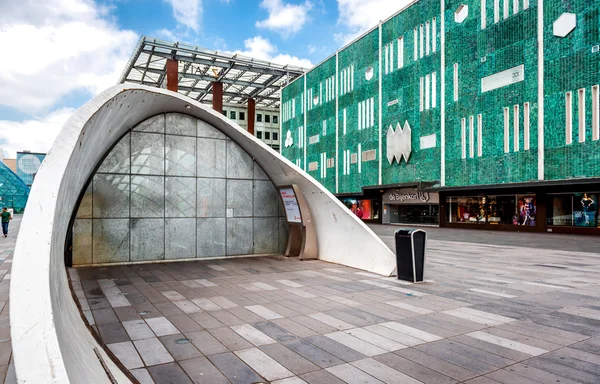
left=166, top=58, right=178, bottom=92
left=212, top=82, right=223, bottom=113
left=248, top=98, right=256, bottom=135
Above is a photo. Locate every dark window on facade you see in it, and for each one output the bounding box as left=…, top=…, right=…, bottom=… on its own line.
left=257, top=114, right=263, bottom=122
left=273, top=132, right=279, bottom=141
left=230, top=111, right=237, bottom=120
left=265, top=132, right=271, bottom=140
left=239, top=112, right=245, bottom=121
left=222, top=110, right=227, bottom=116
left=257, top=131, right=262, bottom=139
left=265, top=115, right=271, bottom=123
left=273, top=116, right=278, bottom=124
left=272, top=145, right=280, bottom=151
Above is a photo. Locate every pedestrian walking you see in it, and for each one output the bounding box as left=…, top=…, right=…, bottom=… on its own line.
left=1, top=208, right=11, bottom=238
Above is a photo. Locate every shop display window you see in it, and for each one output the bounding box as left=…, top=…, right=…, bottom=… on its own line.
left=446, top=196, right=486, bottom=223
left=548, top=192, right=599, bottom=227
left=447, top=195, right=536, bottom=225
left=341, top=198, right=380, bottom=220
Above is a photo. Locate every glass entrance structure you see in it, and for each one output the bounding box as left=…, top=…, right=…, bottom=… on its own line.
left=0, top=161, right=30, bottom=213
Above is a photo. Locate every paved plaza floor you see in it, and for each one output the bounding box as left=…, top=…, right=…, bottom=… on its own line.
left=69, top=225, right=600, bottom=384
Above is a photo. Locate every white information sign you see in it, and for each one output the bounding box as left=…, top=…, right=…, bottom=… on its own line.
left=280, top=187, right=302, bottom=224
left=481, top=64, right=524, bottom=93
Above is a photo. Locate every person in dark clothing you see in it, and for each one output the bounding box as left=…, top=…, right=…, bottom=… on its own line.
left=1, top=208, right=11, bottom=238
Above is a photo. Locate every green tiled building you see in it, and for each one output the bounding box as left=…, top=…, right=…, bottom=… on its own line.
left=281, top=0, right=600, bottom=234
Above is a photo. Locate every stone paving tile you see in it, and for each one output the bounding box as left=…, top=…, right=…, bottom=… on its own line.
left=184, top=330, right=228, bottom=355
left=259, top=342, right=320, bottom=375
left=208, top=352, right=266, bottom=384
left=283, top=338, right=344, bottom=368
left=207, top=326, right=254, bottom=351
left=158, top=334, right=202, bottom=361
left=147, top=363, right=192, bottom=384
left=179, top=357, right=230, bottom=384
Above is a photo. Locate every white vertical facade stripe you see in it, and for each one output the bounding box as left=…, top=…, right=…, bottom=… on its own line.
left=441, top=0, right=446, bottom=186
left=319, top=82, right=322, bottom=104
left=432, top=72, right=437, bottom=108
left=477, top=114, right=483, bottom=156
left=335, top=51, right=339, bottom=193
left=420, top=24, right=424, bottom=58
left=343, top=150, right=347, bottom=175
left=453, top=63, right=459, bottom=101
left=292, top=98, right=296, bottom=117
left=514, top=104, right=520, bottom=151
left=343, top=108, right=347, bottom=135
left=351, top=64, right=354, bottom=91
left=358, top=102, right=362, bottom=130
left=323, top=120, right=327, bottom=136
left=303, top=76, right=307, bottom=170
left=371, top=97, right=375, bottom=126
left=378, top=22, right=383, bottom=185
left=593, top=85, right=599, bottom=141
left=425, top=74, right=431, bottom=110
left=538, top=0, right=544, bottom=180
left=398, top=37, right=404, bottom=68
left=469, top=115, right=475, bottom=158
left=504, top=0, right=509, bottom=19
left=494, top=0, right=500, bottom=23
left=420, top=77, right=424, bottom=111
left=432, top=18, right=437, bottom=52
left=358, top=143, right=362, bottom=174
left=579, top=88, right=586, bottom=142
left=513, top=0, right=519, bottom=15
left=481, top=0, right=487, bottom=29
left=504, top=107, right=510, bottom=153
left=414, top=28, right=418, bottom=61
left=524, top=102, right=530, bottom=150
left=426, top=21, right=430, bottom=56
left=389, top=41, right=394, bottom=72
left=461, top=118, right=467, bottom=159
left=524, top=0, right=530, bottom=9
left=566, top=92, right=573, bottom=144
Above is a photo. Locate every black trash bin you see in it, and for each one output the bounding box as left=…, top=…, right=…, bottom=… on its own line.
left=394, top=228, right=426, bottom=283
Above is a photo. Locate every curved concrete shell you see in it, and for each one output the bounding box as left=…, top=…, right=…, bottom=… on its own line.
left=10, top=85, right=394, bottom=382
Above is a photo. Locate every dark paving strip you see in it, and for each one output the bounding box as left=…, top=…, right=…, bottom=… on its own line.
left=282, top=338, right=344, bottom=368
left=207, top=352, right=265, bottom=384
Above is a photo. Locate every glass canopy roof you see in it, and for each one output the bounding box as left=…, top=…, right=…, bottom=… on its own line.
left=119, top=36, right=307, bottom=109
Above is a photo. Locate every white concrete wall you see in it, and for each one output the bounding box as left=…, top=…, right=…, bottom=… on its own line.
left=10, top=85, right=395, bottom=383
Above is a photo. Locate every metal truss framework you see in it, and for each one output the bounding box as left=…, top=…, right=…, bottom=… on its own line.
left=119, top=36, right=306, bottom=109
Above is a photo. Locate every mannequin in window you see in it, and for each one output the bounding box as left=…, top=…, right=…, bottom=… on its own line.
left=581, top=193, right=595, bottom=225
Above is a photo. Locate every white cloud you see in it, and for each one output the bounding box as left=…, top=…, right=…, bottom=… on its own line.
left=0, top=0, right=138, bottom=113
left=336, top=0, right=411, bottom=44
left=256, top=0, right=313, bottom=37
left=235, top=36, right=313, bottom=68
left=163, top=0, right=203, bottom=32
left=0, top=109, right=74, bottom=158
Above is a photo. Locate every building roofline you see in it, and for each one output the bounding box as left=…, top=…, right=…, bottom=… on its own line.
left=283, top=0, right=419, bottom=90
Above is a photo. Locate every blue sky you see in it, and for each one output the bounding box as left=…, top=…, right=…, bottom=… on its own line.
left=0, top=0, right=405, bottom=157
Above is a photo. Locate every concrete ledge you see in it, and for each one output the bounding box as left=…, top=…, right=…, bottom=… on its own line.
left=10, top=85, right=394, bottom=383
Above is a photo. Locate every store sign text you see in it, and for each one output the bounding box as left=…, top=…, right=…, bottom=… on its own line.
left=388, top=191, right=430, bottom=203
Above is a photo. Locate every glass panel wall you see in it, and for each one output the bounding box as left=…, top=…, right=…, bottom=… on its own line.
left=390, top=205, right=439, bottom=225
left=548, top=192, right=599, bottom=227
left=71, top=113, right=287, bottom=266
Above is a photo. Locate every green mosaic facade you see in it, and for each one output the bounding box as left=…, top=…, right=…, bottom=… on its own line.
left=282, top=0, right=600, bottom=194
